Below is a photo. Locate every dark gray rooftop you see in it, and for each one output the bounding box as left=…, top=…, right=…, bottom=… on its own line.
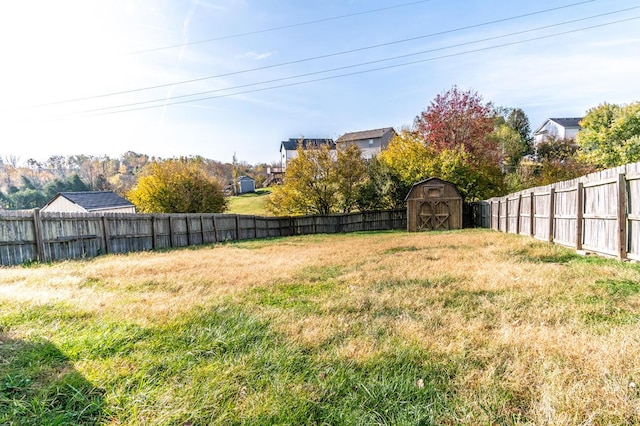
left=280, top=138, right=336, bottom=151
left=548, top=118, right=583, bottom=128
left=56, top=191, right=134, bottom=211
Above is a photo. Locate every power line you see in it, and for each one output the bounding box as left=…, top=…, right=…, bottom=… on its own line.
left=124, top=0, right=436, bottom=55
left=76, top=7, right=640, bottom=114
left=40, top=0, right=596, bottom=107
left=75, top=15, right=640, bottom=118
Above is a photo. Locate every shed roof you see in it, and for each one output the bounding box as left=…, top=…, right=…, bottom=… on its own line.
left=404, top=177, right=463, bottom=201
left=45, top=191, right=134, bottom=212
left=336, top=127, right=395, bottom=143
left=280, top=138, right=335, bottom=151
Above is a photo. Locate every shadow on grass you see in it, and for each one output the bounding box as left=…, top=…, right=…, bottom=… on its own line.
left=0, top=332, right=105, bottom=425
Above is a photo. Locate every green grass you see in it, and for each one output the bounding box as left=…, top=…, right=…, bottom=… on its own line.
left=2, top=230, right=640, bottom=424
left=226, top=188, right=272, bottom=216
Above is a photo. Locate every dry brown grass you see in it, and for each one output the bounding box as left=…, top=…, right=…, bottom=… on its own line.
left=2, top=229, right=640, bottom=424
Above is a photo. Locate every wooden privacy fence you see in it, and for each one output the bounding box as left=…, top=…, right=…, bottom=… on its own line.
left=474, top=162, right=640, bottom=260
left=0, top=209, right=406, bottom=266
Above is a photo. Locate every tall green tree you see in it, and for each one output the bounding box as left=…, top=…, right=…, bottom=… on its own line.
left=577, top=101, right=640, bottom=168
left=127, top=159, right=227, bottom=213
left=506, top=107, right=533, bottom=153
left=356, top=158, right=410, bottom=211
left=43, top=174, right=90, bottom=198
left=335, top=144, right=368, bottom=213
left=266, top=145, right=367, bottom=215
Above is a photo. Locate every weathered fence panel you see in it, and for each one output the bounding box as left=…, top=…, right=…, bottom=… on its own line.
left=0, top=209, right=407, bottom=266
left=475, top=161, right=640, bottom=260
left=0, top=211, right=37, bottom=265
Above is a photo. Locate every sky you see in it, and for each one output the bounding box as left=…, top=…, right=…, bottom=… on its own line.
left=1, top=0, right=639, bottom=166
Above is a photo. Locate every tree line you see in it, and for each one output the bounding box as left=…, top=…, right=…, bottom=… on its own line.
left=0, top=151, right=273, bottom=210
left=267, top=86, right=640, bottom=216
left=2, top=87, right=638, bottom=214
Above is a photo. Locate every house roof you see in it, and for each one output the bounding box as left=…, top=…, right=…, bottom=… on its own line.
left=534, top=117, right=583, bottom=134
left=280, top=138, right=336, bottom=151
left=44, top=191, right=134, bottom=212
left=238, top=175, right=254, bottom=182
left=336, top=127, right=395, bottom=143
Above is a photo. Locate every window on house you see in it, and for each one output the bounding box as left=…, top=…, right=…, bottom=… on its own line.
left=369, top=139, right=374, bottom=147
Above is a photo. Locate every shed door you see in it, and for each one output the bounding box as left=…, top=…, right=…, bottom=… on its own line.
left=417, top=200, right=451, bottom=231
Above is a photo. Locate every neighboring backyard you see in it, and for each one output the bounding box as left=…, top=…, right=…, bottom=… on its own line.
left=1, top=229, right=640, bottom=425
left=226, top=188, right=272, bottom=216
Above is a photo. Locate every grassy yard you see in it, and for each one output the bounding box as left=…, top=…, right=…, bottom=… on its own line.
left=226, top=188, right=272, bottom=216
left=1, top=229, right=640, bottom=425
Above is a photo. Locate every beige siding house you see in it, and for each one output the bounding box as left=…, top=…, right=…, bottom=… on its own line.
left=42, top=191, right=136, bottom=213
left=336, top=127, right=396, bottom=159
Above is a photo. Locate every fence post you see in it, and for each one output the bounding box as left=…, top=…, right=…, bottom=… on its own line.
left=576, top=182, right=583, bottom=251
left=529, top=192, right=535, bottom=237
left=496, top=199, right=501, bottom=231
left=32, top=209, right=45, bottom=263
left=212, top=215, right=218, bottom=243
left=235, top=215, right=240, bottom=240
left=505, top=197, right=509, bottom=233
left=101, top=215, right=110, bottom=254
left=151, top=215, right=157, bottom=250
left=253, top=215, right=258, bottom=239
left=548, top=188, right=555, bottom=243
left=489, top=200, right=493, bottom=230
left=168, top=215, right=174, bottom=247
left=185, top=215, right=192, bottom=246
left=516, top=194, right=522, bottom=235
left=618, top=173, right=628, bottom=260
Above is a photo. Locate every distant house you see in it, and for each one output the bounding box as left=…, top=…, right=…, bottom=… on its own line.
left=336, top=127, right=396, bottom=159
left=533, top=118, right=583, bottom=145
left=237, top=176, right=255, bottom=194
left=280, top=138, right=336, bottom=170
left=41, top=191, right=136, bottom=213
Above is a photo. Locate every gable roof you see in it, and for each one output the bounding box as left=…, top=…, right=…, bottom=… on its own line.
left=280, top=138, right=335, bottom=151
left=534, top=117, right=583, bottom=134
left=336, top=127, right=395, bottom=143
left=238, top=175, right=254, bottom=182
left=549, top=117, right=582, bottom=128
left=44, top=191, right=134, bottom=212
left=404, top=177, right=463, bottom=201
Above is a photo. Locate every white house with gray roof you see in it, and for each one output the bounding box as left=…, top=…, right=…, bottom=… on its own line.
left=533, top=118, right=583, bottom=145
left=336, top=127, right=396, bottom=159
left=42, top=191, right=136, bottom=213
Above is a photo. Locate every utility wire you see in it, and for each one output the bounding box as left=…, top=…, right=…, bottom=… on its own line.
left=126, top=0, right=436, bottom=55
left=78, top=7, right=640, bottom=114
left=75, top=15, right=640, bottom=118
left=40, top=0, right=596, bottom=107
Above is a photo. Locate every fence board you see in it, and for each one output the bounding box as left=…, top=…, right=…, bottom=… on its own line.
left=475, top=161, right=640, bottom=260
left=0, top=209, right=408, bottom=266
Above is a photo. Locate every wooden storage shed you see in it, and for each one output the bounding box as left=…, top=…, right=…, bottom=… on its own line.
left=405, top=178, right=463, bottom=231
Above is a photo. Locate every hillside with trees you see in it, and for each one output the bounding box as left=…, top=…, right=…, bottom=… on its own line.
left=2, top=89, right=639, bottom=214
left=0, top=152, right=273, bottom=211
